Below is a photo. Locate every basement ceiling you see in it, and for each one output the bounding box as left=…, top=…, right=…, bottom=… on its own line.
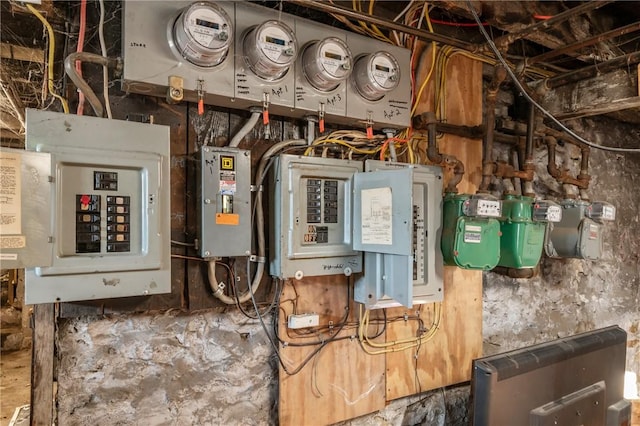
left=1, top=0, right=639, bottom=140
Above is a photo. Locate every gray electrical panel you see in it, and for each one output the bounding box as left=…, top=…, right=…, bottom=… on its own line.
left=545, top=199, right=615, bottom=260
left=121, top=1, right=411, bottom=129
left=24, top=109, right=171, bottom=304
left=269, top=154, right=362, bottom=279
left=196, top=146, right=251, bottom=258
left=0, top=148, right=52, bottom=269
left=354, top=161, right=444, bottom=309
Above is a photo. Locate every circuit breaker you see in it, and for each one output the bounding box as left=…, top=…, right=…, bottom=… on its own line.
left=545, top=200, right=615, bottom=260
left=353, top=161, right=444, bottom=309
left=196, top=146, right=251, bottom=257
left=0, top=148, right=52, bottom=269
left=497, top=196, right=562, bottom=269
left=269, top=154, right=362, bottom=279
left=24, top=109, right=171, bottom=304
left=441, top=193, right=502, bottom=270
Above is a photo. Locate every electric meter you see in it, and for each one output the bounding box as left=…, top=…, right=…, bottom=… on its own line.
left=242, top=20, right=297, bottom=80
left=171, top=2, right=233, bottom=67
left=301, top=37, right=352, bottom=92
left=352, top=51, right=400, bottom=101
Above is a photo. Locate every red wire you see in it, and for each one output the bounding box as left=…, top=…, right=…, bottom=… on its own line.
left=533, top=15, right=553, bottom=20
left=430, top=18, right=489, bottom=27
left=75, top=0, right=87, bottom=115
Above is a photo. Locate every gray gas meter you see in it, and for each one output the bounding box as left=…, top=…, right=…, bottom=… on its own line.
left=545, top=199, right=616, bottom=260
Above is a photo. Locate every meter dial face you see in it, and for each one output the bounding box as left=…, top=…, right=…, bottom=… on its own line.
left=302, top=37, right=352, bottom=92
left=243, top=20, right=297, bottom=81
left=172, top=2, right=232, bottom=68
left=352, top=51, right=400, bottom=101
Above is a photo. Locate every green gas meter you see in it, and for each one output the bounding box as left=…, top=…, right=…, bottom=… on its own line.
left=497, top=196, right=562, bottom=269
left=545, top=200, right=615, bottom=260
left=441, top=193, right=502, bottom=270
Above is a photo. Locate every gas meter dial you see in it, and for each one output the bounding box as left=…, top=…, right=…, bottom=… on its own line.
left=171, top=2, right=233, bottom=68
left=352, top=51, right=400, bottom=101
left=463, top=195, right=502, bottom=218
left=242, top=20, right=297, bottom=81
left=302, top=37, right=352, bottom=92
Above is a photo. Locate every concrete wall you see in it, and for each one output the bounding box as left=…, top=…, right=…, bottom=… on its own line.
left=56, top=115, right=639, bottom=425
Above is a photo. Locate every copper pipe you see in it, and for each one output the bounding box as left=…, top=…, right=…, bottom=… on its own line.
left=287, top=0, right=475, bottom=51
left=529, top=21, right=640, bottom=65
left=479, top=66, right=508, bottom=192
left=490, top=1, right=613, bottom=49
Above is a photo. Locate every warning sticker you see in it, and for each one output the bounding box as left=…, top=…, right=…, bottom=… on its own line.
left=0, top=151, right=21, bottom=235
left=361, top=187, right=392, bottom=245
left=588, top=223, right=599, bottom=240
left=0, top=235, right=26, bottom=249
left=219, top=171, right=236, bottom=195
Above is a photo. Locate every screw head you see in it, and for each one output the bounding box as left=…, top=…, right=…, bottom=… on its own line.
left=204, top=251, right=210, bottom=257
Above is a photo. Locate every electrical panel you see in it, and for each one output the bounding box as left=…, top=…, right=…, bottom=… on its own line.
left=441, top=193, right=502, bottom=270
left=196, top=146, right=251, bottom=258
left=24, top=109, right=171, bottom=304
left=0, top=148, right=52, bottom=269
left=122, top=1, right=411, bottom=129
left=545, top=200, right=615, bottom=260
left=354, top=161, right=444, bottom=310
left=269, top=154, right=362, bottom=279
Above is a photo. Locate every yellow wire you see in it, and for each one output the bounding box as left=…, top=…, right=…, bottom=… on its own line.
left=410, top=6, right=437, bottom=117
left=304, top=139, right=382, bottom=156
left=26, top=3, right=69, bottom=114
left=358, top=304, right=442, bottom=355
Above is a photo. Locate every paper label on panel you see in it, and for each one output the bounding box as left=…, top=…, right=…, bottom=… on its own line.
left=361, top=187, right=392, bottom=245
left=0, top=152, right=21, bottom=235
left=0, top=235, right=25, bottom=249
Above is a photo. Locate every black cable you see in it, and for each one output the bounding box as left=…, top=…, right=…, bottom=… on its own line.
left=465, top=0, right=640, bottom=153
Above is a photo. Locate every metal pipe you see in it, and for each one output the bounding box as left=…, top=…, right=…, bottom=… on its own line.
left=491, top=1, right=613, bottom=48
left=479, top=66, right=507, bottom=192
left=493, top=266, right=537, bottom=279
left=529, top=21, right=640, bottom=65
left=420, top=111, right=465, bottom=193
left=288, top=0, right=476, bottom=51
left=545, top=50, right=640, bottom=89
left=544, top=136, right=590, bottom=190
left=64, top=52, right=121, bottom=118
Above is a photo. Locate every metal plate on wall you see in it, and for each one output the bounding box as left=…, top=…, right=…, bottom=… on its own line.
left=0, top=148, right=52, bottom=269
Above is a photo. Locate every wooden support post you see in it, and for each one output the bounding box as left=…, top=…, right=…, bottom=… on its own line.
left=30, top=303, right=55, bottom=426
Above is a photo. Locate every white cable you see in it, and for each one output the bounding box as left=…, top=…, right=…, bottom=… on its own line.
left=229, top=110, right=261, bottom=147
left=466, top=0, right=640, bottom=154
left=393, top=0, right=416, bottom=22
left=98, top=0, right=112, bottom=119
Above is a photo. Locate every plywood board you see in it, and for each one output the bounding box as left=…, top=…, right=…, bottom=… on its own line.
left=278, top=277, right=386, bottom=426
left=386, top=52, right=484, bottom=400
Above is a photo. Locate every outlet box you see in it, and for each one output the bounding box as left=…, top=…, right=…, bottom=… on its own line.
left=288, top=313, right=320, bottom=329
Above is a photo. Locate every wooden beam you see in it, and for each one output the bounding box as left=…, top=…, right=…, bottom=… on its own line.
left=30, top=303, right=55, bottom=426
left=553, top=97, right=640, bottom=120
left=1, top=43, right=45, bottom=63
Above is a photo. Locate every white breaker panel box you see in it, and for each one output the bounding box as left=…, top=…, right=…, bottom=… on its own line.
left=121, top=1, right=411, bottom=129
left=354, top=161, right=444, bottom=309
left=196, top=146, right=251, bottom=257
left=0, top=148, right=52, bottom=269
left=24, top=109, right=171, bottom=304
left=270, top=154, right=362, bottom=279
